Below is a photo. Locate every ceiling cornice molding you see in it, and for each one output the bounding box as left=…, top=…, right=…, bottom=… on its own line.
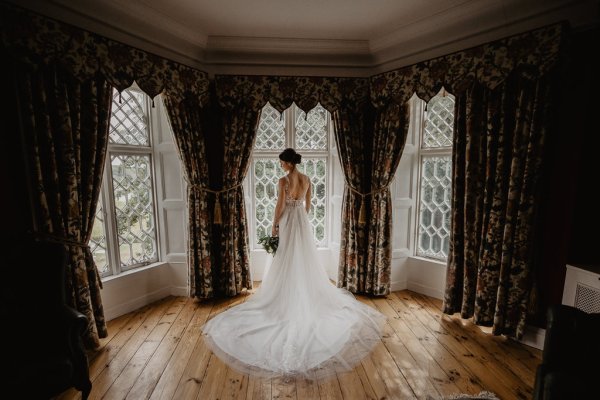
left=204, top=36, right=374, bottom=74
left=53, top=0, right=208, bottom=48
left=203, top=63, right=373, bottom=78
left=207, top=36, right=370, bottom=55
left=368, top=0, right=504, bottom=53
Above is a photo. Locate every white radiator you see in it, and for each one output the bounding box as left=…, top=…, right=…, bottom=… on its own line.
left=563, top=264, right=600, bottom=313
left=574, top=283, right=600, bottom=314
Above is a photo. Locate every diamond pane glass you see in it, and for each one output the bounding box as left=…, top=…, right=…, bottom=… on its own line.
left=254, top=158, right=284, bottom=242
left=417, top=156, right=452, bottom=260
left=297, top=158, right=327, bottom=245
left=90, top=195, right=109, bottom=276
left=255, top=103, right=285, bottom=150
left=109, top=88, right=149, bottom=146
left=423, top=92, right=455, bottom=148
left=111, top=154, right=158, bottom=267
left=295, top=104, right=328, bottom=150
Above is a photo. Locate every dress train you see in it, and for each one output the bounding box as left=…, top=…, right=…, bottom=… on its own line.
left=201, top=198, right=386, bottom=379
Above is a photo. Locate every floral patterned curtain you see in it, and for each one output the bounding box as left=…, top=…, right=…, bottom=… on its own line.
left=335, top=101, right=408, bottom=296
left=0, top=4, right=209, bottom=107
left=443, top=74, right=555, bottom=338
left=364, top=103, right=409, bottom=295
left=9, top=60, right=111, bottom=349
left=216, top=104, right=258, bottom=296
left=162, top=95, right=215, bottom=298
left=333, top=103, right=373, bottom=293
left=215, top=75, right=370, bottom=114
left=2, top=3, right=210, bottom=346
left=370, top=22, right=565, bottom=336
left=370, top=23, right=565, bottom=108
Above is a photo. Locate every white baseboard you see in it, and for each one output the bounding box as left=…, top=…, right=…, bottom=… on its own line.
left=520, top=325, right=546, bottom=350
left=170, top=285, right=189, bottom=297
left=104, top=286, right=172, bottom=321
left=407, top=281, right=444, bottom=300
left=391, top=279, right=407, bottom=292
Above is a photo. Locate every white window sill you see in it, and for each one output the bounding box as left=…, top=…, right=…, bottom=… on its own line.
left=408, top=255, right=448, bottom=267
left=101, top=261, right=168, bottom=283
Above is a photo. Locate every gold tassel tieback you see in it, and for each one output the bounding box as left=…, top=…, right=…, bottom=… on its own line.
left=186, top=181, right=243, bottom=225
left=213, top=193, right=222, bottom=225
left=527, top=281, right=539, bottom=316
left=358, top=196, right=367, bottom=225
left=345, top=182, right=391, bottom=226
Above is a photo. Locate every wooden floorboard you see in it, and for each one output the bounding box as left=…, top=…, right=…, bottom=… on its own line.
left=56, top=288, right=541, bottom=400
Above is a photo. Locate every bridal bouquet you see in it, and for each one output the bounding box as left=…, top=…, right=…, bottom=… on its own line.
left=258, top=235, right=279, bottom=255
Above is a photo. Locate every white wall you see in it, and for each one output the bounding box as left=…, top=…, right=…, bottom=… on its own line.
left=328, top=127, right=344, bottom=282
left=390, top=95, right=420, bottom=293
left=100, top=262, right=172, bottom=321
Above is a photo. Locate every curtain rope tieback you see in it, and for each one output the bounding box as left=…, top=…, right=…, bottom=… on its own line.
left=345, top=183, right=391, bottom=225
left=28, top=231, right=103, bottom=289
left=29, top=231, right=90, bottom=249
left=189, top=182, right=243, bottom=225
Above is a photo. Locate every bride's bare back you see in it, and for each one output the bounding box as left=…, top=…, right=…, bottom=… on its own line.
left=273, top=172, right=311, bottom=235
left=284, top=172, right=309, bottom=200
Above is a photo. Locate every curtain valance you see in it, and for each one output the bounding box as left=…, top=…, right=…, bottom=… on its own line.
left=0, top=3, right=210, bottom=105
left=214, top=75, right=371, bottom=113
left=370, top=22, right=566, bottom=107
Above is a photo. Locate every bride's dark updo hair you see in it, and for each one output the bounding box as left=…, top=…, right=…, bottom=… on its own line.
left=279, top=148, right=302, bottom=165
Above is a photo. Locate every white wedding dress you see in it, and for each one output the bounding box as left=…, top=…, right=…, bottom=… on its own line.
left=201, top=175, right=386, bottom=379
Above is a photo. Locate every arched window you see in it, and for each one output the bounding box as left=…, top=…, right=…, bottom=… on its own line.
left=91, top=87, right=166, bottom=277
left=416, top=89, right=455, bottom=260
left=250, top=103, right=331, bottom=248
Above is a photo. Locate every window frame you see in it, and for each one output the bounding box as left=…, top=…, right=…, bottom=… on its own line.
left=413, top=91, right=454, bottom=262
left=95, top=87, right=162, bottom=278
left=248, top=103, right=332, bottom=250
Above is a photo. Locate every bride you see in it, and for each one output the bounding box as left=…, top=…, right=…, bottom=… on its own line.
left=201, top=148, right=385, bottom=380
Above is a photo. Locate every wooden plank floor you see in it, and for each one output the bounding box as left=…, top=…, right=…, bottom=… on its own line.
left=56, top=288, right=541, bottom=400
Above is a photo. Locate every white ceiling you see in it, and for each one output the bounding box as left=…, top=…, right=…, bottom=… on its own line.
left=12, top=0, right=600, bottom=76
left=142, top=0, right=473, bottom=41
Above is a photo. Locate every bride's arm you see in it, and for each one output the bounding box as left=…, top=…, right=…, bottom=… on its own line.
left=305, top=176, right=312, bottom=214
left=272, top=178, right=286, bottom=236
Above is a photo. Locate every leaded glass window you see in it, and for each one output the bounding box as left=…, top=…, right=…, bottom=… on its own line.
left=90, top=196, right=108, bottom=275
left=251, top=103, right=330, bottom=248
left=295, top=104, right=328, bottom=150
left=423, top=93, right=454, bottom=148
left=111, top=154, right=157, bottom=267
left=253, top=158, right=284, bottom=241
left=91, top=87, right=159, bottom=277
left=255, top=103, right=285, bottom=150
left=109, top=89, right=149, bottom=146
left=416, top=89, right=455, bottom=260
left=417, top=156, right=452, bottom=259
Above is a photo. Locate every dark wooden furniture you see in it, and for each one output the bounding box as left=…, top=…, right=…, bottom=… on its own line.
left=0, top=238, right=92, bottom=399
left=533, top=304, right=600, bottom=400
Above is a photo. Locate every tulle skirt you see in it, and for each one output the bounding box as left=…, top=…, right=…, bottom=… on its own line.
left=201, top=202, right=386, bottom=380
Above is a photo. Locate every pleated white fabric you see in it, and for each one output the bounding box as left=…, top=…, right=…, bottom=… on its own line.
left=201, top=197, right=386, bottom=380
